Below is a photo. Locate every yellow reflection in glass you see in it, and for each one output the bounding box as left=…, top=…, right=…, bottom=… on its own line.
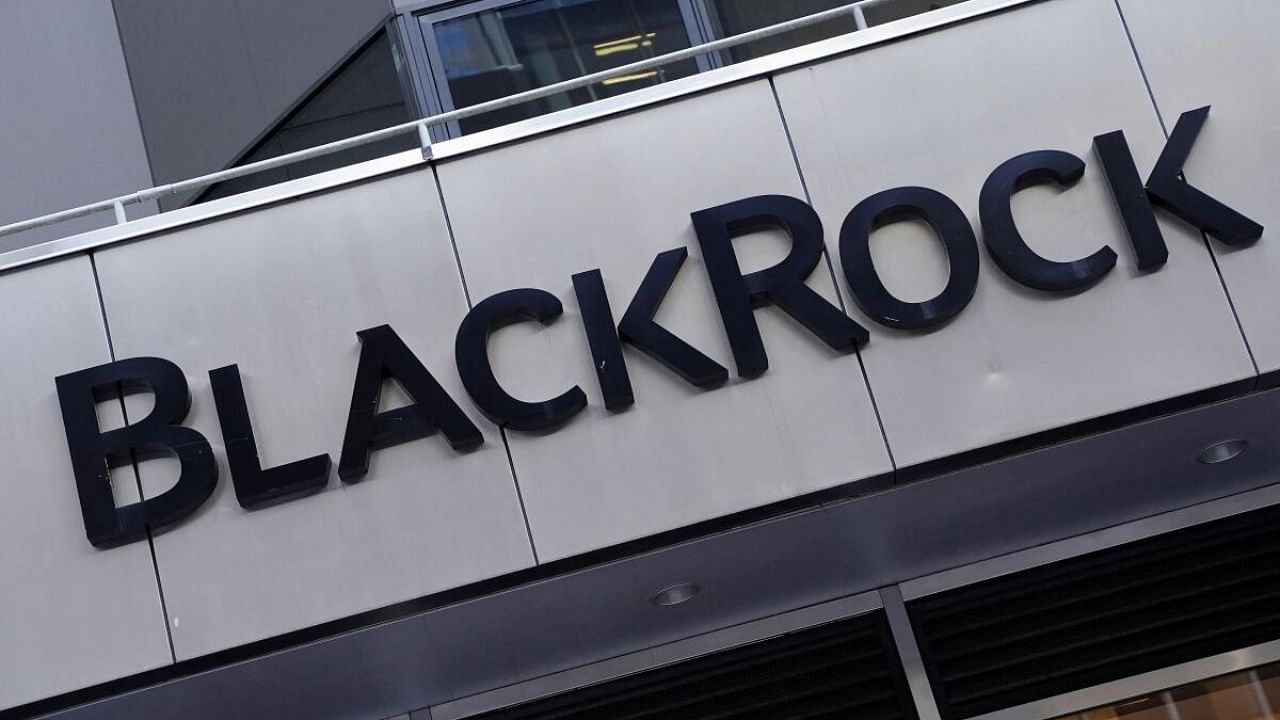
left=594, top=33, right=656, bottom=57
left=601, top=70, right=659, bottom=85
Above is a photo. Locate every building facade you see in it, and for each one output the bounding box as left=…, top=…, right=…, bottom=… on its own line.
left=1, top=1, right=1279, bottom=720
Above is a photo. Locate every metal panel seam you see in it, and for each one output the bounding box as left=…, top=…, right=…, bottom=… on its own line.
left=767, top=74, right=899, bottom=473
left=1109, top=0, right=1260, bottom=381
left=89, top=250, right=179, bottom=664
left=429, top=162, right=541, bottom=565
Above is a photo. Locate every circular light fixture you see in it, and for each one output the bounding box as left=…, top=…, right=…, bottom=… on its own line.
left=1197, top=439, right=1248, bottom=465
left=650, top=583, right=700, bottom=607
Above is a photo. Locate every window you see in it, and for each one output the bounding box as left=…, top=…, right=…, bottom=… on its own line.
left=858, top=0, right=972, bottom=26
left=421, top=0, right=701, bottom=135
left=709, top=0, right=971, bottom=63
left=1054, top=663, right=1280, bottom=720
left=190, top=0, right=988, bottom=201
left=711, top=0, right=859, bottom=63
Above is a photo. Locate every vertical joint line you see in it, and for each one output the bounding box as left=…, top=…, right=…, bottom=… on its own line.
left=880, top=586, right=944, bottom=720
left=430, top=165, right=538, bottom=563
left=857, top=356, right=897, bottom=471
left=134, top=444, right=178, bottom=664
left=500, top=428, right=540, bottom=565
left=90, top=252, right=178, bottom=663
left=769, top=76, right=898, bottom=472
left=768, top=78, right=817, bottom=223
left=1199, top=228, right=1261, bottom=381
left=431, top=164, right=473, bottom=308
left=1111, top=0, right=1259, bottom=380
left=90, top=253, right=117, bottom=361
left=418, top=122, right=434, bottom=159
left=1112, top=0, right=1168, bottom=137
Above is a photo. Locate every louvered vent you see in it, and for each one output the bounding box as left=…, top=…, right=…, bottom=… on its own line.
left=466, top=612, right=918, bottom=720
left=908, top=503, right=1280, bottom=720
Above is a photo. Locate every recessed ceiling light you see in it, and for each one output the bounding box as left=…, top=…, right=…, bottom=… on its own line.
left=1197, top=439, right=1248, bottom=465
left=650, top=583, right=700, bottom=607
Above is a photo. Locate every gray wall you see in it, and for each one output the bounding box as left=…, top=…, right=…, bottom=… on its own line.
left=112, top=0, right=393, bottom=208
left=0, top=0, right=155, bottom=251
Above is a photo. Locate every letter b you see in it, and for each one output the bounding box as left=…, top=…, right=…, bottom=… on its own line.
left=55, top=358, right=217, bottom=548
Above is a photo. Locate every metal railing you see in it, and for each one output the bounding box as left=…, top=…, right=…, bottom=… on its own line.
left=0, top=0, right=898, bottom=240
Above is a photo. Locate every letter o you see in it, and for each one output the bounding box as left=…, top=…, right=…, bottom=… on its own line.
left=838, top=186, right=980, bottom=330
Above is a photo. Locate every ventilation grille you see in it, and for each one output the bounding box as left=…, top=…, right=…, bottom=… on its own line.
left=908, top=502, right=1280, bottom=720
left=466, top=612, right=918, bottom=720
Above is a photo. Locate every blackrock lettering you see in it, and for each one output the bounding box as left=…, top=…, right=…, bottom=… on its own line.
left=54, top=106, right=1264, bottom=549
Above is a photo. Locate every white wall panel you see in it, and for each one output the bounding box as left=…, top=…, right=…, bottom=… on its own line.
left=437, top=80, right=892, bottom=562
left=772, top=0, right=1255, bottom=468
left=0, top=257, right=171, bottom=710
left=1117, top=0, right=1280, bottom=373
left=93, top=171, right=536, bottom=659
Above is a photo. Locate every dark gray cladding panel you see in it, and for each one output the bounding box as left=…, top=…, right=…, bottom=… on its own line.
left=0, top=0, right=155, bottom=251
left=111, top=0, right=392, bottom=209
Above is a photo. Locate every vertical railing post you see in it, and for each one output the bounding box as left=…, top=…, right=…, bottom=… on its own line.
left=418, top=121, right=434, bottom=160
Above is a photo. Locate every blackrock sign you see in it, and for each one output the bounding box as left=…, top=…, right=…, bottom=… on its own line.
left=55, top=106, right=1263, bottom=549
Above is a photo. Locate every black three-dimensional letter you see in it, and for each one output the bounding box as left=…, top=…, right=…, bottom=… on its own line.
left=693, top=194, right=867, bottom=378
left=980, top=150, right=1117, bottom=291
left=456, top=289, right=588, bottom=431
left=839, top=187, right=979, bottom=330
left=1146, top=106, right=1264, bottom=245
left=618, top=248, right=728, bottom=387
left=55, top=357, right=217, bottom=548
left=572, top=270, right=634, bottom=410
left=1094, top=130, right=1168, bottom=270
left=209, top=364, right=331, bottom=508
left=339, top=324, right=481, bottom=482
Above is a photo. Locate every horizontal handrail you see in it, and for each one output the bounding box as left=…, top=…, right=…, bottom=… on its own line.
left=0, top=0, right=894, bottom=239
